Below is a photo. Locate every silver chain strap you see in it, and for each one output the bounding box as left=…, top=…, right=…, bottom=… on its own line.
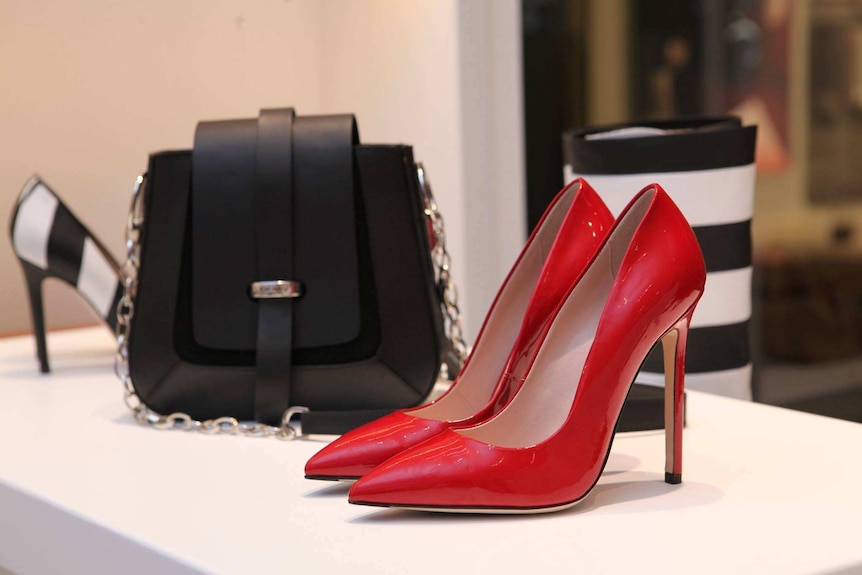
left=114, top=174, right=307, bottom=439
left=115, top=164, right=467, bottom=438
left=417, top=164, right=468, bottom=366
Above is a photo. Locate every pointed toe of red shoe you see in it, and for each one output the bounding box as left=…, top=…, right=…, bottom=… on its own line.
left=304, top=411, right=451, bottom=480
left=346, top=429, right=598, bottom=512
left=346, top=432, right=459, bottom=507
left=304, top=444, right=369, bottom=481
left=347, top=430, right=507, bottom=510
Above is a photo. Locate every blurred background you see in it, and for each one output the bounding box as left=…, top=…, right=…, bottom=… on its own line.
left=524, top=0, right=862, bottom=422
left=2, top=0, right=860, bottom=423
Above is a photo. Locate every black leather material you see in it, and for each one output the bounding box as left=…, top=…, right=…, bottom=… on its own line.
left=253, top=108, right=298, bottom=424
left=191, top=119, right=258, bottom=350
left=192, top=109, right=363, bottom=424
left=192, top=115, right=361, bottom=352
left=291, top=114, right=361, bottom=347
left=129, top=144, right=442, bottom=424
left=299, top=409, right=395, bottom=435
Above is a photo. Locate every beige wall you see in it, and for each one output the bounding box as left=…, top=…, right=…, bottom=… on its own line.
left=0, top=0, right=526, bottom=338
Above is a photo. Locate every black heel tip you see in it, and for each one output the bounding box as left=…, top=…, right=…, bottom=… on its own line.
left=665, top=472, right=682, bottom=485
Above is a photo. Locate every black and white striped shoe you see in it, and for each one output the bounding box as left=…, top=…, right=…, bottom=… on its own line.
left=9, top=175, right=122, bottom=373
left=564, top=116, right=757, bottom=400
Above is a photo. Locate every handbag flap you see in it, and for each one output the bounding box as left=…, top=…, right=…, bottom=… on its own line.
left=191, top=113, right=361, bottom=351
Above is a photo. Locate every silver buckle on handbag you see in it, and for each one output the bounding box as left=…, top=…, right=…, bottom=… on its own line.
left=282, top=406, right=310, bottom=439
left=249, top=280, right=303, bottom=299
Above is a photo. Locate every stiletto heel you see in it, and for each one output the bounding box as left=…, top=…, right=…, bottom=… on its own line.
left=348, top=184, right=707, bottom=513
left=9, top=176, right=123, bottom=372
left=662, top=308, right=693, bottom=485
left=21, top=261, right=50, bottom=373
left=305, top=179, right=614, bottom=480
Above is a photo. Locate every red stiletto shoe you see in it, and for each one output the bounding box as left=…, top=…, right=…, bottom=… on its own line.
left=304, top=179, right=613, bottom=480
left=347, top=184, right=706, bottom=513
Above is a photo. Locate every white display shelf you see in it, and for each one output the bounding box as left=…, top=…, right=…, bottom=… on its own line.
left=0, top=327, right=860, bottom=575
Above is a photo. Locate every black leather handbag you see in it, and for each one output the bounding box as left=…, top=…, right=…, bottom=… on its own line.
left=117, top=108, right=465, bottom=437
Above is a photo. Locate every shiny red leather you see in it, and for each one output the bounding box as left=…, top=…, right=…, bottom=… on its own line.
left=304, top=179, right=613, bottom=479
left=347, top=185, right=706, bottom=511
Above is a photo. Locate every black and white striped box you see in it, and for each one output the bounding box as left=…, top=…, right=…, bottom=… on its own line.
left=563, top=117, right=757, bottom=400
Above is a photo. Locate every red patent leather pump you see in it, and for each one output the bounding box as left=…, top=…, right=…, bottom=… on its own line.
left=347, top=185, right=706, bottom=513
left=304, top=179, right=613, bottom=480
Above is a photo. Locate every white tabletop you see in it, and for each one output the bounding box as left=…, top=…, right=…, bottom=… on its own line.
left=0, top=327, right=860, bottom=575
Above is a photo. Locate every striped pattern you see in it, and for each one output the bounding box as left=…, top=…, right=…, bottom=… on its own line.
left=78, top=238, right=121, bottom=318
left=562, top=164, right=755, bottom=226
left=12, top=178, right=58, bottom=269
left=563, top=119, right=756, bottom=400
left=12, top=177, right=122, bottom=329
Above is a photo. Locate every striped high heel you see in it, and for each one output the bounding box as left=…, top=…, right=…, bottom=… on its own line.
left=9, top=176, right=123, bottom=373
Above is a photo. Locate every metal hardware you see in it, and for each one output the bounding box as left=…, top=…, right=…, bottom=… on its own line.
left=417, top=163, right=469, bottom=368
left=282, top=406, right=311, bottom=436
left=114, top=173, right=307, bottom=440
left=250, top=280, right=302, bottom=299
